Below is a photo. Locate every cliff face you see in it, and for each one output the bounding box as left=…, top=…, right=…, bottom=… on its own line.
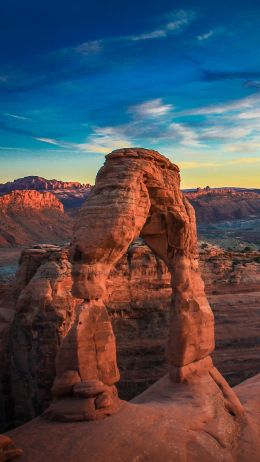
left=0, top=190, right=64, bottom=213
left=10, top=246, right=77, bottom=426
left=1, top=241, right=259, bottom=429
left=200, top=247, right=260, bottom=387
left=186, top=189, right=260, bottom=223
left=0, top=190, right=73, bottom=247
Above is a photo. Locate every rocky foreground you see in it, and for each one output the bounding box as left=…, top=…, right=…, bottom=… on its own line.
left=6, top=373, right=260, bottom=462
left=0, top=240, right=259, bottom=431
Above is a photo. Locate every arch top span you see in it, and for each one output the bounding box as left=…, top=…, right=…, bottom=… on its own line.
left=71, top=147, right=198, bottom=295
left=45, top=148, right=243, bottom=422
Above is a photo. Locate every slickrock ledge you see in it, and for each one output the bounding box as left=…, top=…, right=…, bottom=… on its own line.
left=6, top=374, right=260, bottom=462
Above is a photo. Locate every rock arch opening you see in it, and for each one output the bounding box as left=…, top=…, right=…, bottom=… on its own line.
left=45, top=148, right=243, bottom=422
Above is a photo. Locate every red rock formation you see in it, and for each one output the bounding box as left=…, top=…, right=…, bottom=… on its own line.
left=44, top=148, right=242, bottom=422
left=2, top=241, right=258, bottom=430
left=186, top=189, right=260, bottom=223
left=0, top=176, right=90, bottom=192
left=5, top=374, right=260, bottom=462
left=10, top=245, right=78, bottom=427
left=0, top=177, right=92, bottom=213
left=0, top=191, right=73, bottom=247
left=0, top=190, right=64, bottom=213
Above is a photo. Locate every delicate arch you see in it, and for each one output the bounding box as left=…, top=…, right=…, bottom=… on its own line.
left=45, top=148, right=242, bottom=422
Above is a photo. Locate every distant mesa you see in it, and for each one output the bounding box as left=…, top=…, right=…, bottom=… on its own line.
left=0, top=176, right=92, bottom=211
left=185, top=187, right=260, bottom=223
left=186, top=185, right=260, bottom=199
left=0, top=190, right=73, bottom=247
left=0, top=175, right=91, bottom=192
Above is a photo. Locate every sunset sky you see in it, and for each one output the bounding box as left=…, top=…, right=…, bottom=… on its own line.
left=0, top=0, right=260, bottom=188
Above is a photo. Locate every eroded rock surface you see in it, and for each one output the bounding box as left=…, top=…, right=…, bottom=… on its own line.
left=1, top=241, right=259, bottom=429
left=0, top=191, right=73, bottom=247
left=43, top=148, right=244, bottom=422
left=3, top=149, right=259, bottom=430
left=6, top=374, right=260, bottom=462
left=10, top=246, right=78, bottom=427
left=186, top=188, right=260, bottom=223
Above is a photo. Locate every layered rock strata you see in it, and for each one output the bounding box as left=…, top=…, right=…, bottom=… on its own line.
left=44, top=148, right=242, bottom=421
left=3, top=241, right=260, bottom=428
left=0, top=190, right=73, bottom=247
left=10, top=245, right=78, bottom=427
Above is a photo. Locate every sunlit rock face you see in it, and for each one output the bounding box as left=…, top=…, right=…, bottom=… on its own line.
left=0, top=190, right=73, bottom=247
left=70, top=148, right=214, bottom=364
left=45, top=148, right=242, bottom=422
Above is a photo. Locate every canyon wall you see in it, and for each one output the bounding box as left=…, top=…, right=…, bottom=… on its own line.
left=0, top=241, right=259, bottom=429
left=186, top=189, right=260, bottom=223
left=0, top=190, right=73, bottom=247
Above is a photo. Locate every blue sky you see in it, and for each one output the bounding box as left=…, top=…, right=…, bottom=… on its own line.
left=0, top=0, right=260, bottom=187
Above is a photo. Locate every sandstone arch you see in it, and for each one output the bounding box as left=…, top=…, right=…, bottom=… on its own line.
left=45, top=148, right=243, bottom=421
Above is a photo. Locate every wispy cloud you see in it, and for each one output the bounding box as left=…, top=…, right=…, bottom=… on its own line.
left=130, top=9, right=195, bottom=41
left=166, top=9, right=196, bottom=31
left=60, top=8, right=195, bottom=60
left=129, top=98, right=173, bottom=118
left=237, top=110, right=260, bottom=119
left=61, top=8, right=195, bottom=60
left=0, top=9, right=196, bottom=94
left=74, top=40, right=103, bottom=55
left=3, top=112, right=29, bottom=120
left=201, top=126, right=252, bottom=141
left=197, top=30, right=214, bottom=41
left=182, top=94, right=260, bottom=116
left=0, top=146, right=29, bottom=151
left=168, top=122, right=206, bottom=147
left=75, top=126, right=132, bottom=154
left=34, top=137, right=60, bottom=145
left=131, top=29, right=167, bottom=41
